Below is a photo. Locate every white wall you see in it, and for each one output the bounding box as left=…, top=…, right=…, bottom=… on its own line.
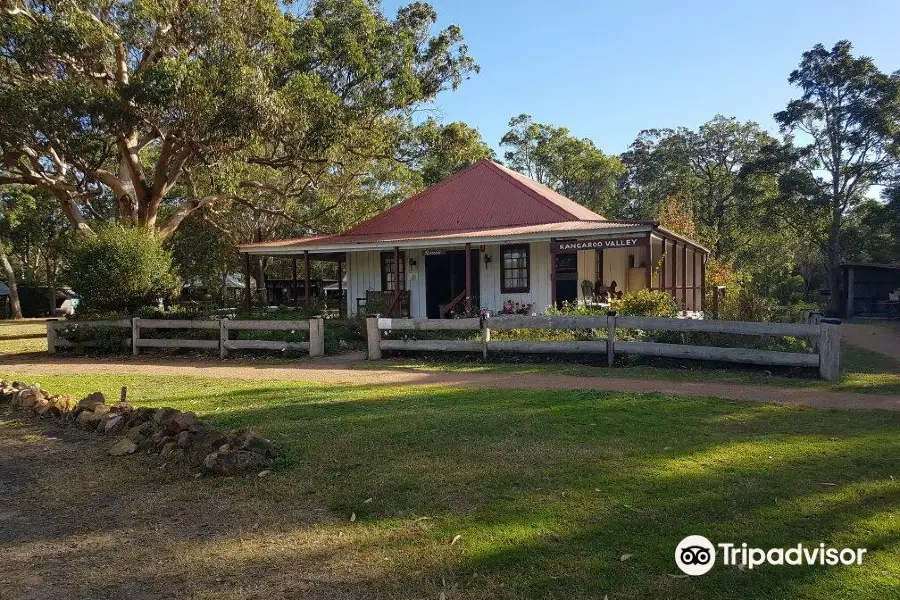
left=344, top=240, right=702, bottom=316
left=480, top=242, right=552, bottom=314
left=346, top=248, right=429, bottom=318
left=346, top=250, right=381, bottom=315
left=346, top=242, right=554, bottom=316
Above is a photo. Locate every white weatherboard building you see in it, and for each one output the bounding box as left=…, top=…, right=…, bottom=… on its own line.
left=239, top=160, right=709, bottom=318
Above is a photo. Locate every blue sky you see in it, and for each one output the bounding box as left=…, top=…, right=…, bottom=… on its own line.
left=383, top=0, right=900, bottom=156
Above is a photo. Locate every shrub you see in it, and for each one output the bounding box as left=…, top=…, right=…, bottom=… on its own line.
left=545, top=301, right=607, bottom=317
left=718, top=287, right=777, bottom=322
left=611, top=289, right=678, bottom=317
left=774, top=274, right=808, bottom=305
left=69, top=226, right=180, bottom=313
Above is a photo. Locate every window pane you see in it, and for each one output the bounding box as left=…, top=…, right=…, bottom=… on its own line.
left=501, top=246, right=529, bottom=292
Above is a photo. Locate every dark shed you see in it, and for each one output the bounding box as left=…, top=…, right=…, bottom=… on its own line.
left=840, top=263, right=900, bottom=319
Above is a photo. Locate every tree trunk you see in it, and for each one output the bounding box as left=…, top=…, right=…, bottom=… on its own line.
left=826, top=208, right=842, bottom=314
left=0, top=246, right=23, bottom=320
left=46, top=254, right=56, bottom=317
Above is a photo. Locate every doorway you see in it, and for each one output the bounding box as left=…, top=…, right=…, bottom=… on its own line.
left=554, top=253, right=578, bottom=308
left=425, top=250, right=479, bottom=318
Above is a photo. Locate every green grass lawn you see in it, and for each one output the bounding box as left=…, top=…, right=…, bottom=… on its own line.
left=0, top=319, right=48, bottom=355
left=356, top=344, right=900, bottom=395
left=2, top=371, right=898, bottom=599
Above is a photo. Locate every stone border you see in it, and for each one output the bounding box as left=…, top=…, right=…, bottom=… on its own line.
left=0, top=380, right=281, bottom=476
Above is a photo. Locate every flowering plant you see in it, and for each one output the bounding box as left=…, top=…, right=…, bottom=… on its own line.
left=499, top=299, right=534, bottom=315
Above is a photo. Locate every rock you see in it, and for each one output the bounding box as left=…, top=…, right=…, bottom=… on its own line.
left=75, top=410, right=103, bottom=429
left=125, top=421, right=155, bottom=445
left=15, top=388, right=40, bottom=410
left=152, top=407, right=180, bottom=426
left=78, top=392, right=105, bottom=409
left=110, top=401, right=134, bottom=414
left=126, top=407, right=155, bottom=427
left=108, top=438, right=138, bottom=456
left=104, top=414, right=125, bottom=434
left=48, top=395, right=77, bottom=417
left=202, top=450, right=268, bottom=476
left=153, top=435, right=174, bottom=453
left=33, top=397, right=52, bottom=415
left=175, top=430, right=191, bottom=448
left=165, top=411, right=197, bottom=435
left=91, top=404, right=111, bottom=418
left=185, top=427, right=230, bottom=467
left=240, top=434, right=280, bottom=458
left=0, top=383, right=14, bottom=403
left=160, top=441, right=180, bottom=458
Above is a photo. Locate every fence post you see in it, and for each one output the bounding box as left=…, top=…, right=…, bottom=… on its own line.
left=219, top=318, right=228, bottom=359
left=819, top=320, right=840, bottom=382
left=482, top=318, right=490, bottom=359
left=46, top=319, right=58, bottom=354
left=309, top=317, right=325, bottom=357
left=366, top=316, right=382, bottom=360
left=131, top=317, right=140, bottom=356
left=607, top=311, right=617, bottom=367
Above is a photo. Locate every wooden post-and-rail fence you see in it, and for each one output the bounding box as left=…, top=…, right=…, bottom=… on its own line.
left=366, top=314, right=841, bottom=381
left=47, top=318, right=325, bottom=358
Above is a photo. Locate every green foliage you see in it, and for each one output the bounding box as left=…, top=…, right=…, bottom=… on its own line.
left=410, top=118, right=494, bottom=186
left=0, top=0, right=478, bottom=239
left=545, top=302, right=608, bottom=317
left=68, top=226, right=180, bottom=313
left=58, top=325, right=131, bottom=355
left=842, top=197, right=900, bottom=264
left=610, top=289, right=678, bottom=317
left=717, top=284, right=778, bottom=323
left=771, top=40, right=900, bottom=303
left=773, top=274, right=808, bottom=305
left=621, top=116, right=791, bottom=282
left=500, top=114, right=626, bottom=215
left=168, top=214, right=239, bottom=302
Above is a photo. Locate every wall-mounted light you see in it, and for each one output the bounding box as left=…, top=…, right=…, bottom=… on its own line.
left=409, top=258, right=417, bottom=268
left=483, top=254, right=492, bottom=266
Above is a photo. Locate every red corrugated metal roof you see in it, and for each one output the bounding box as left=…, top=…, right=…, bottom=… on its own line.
left=240, top=220, right=648, bottom=251
left=344, top=159, right=607, bottom=236
left=238, top=159, right=671, bottom=253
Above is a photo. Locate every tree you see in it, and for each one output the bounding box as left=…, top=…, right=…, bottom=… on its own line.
left=0, top=186, right=72, bottom=314
left=774, top=40, right=900, bottom=303
left=409, top=118, right=493, bottom=187
left=500, top=114, right=625, bottom=214
left=0, top=185, right=70, bottom=318
left=0, top=0, right=477, bottom=239
left=842, top=197, right=900, bottom=264
left=0, top=245, right=21, bottom=319
left=68, top=225, right=179, bottom=313
left=621, top=116, right=780, bottom=260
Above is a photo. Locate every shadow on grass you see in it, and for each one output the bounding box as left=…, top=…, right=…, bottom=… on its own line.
left=2, top=381, right=899, bottom=599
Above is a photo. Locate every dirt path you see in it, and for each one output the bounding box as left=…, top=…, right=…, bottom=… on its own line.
left=842, top=322, right=900, bottom=362
left=1, top=353, right=898, bottom=412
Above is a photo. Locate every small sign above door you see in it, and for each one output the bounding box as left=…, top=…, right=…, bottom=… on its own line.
left=550, top=236, right=648, bottom=253
left=424, top=249, right=447, bottom=256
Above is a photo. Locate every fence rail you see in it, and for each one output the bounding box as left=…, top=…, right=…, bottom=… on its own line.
left=367, top=313, right=841, bottom=381
left=47, top=317, right=325, bottom=358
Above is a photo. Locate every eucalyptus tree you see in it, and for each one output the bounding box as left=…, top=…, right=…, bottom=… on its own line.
left=500, top=114, right=625, bottom=215
left=774, top=40, right=900, bottom=301
left=409, top=118, right=493, bottom=187
left=0, top=0, right=477, bottom=239
left=621, top=117, right=780, bottom=257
